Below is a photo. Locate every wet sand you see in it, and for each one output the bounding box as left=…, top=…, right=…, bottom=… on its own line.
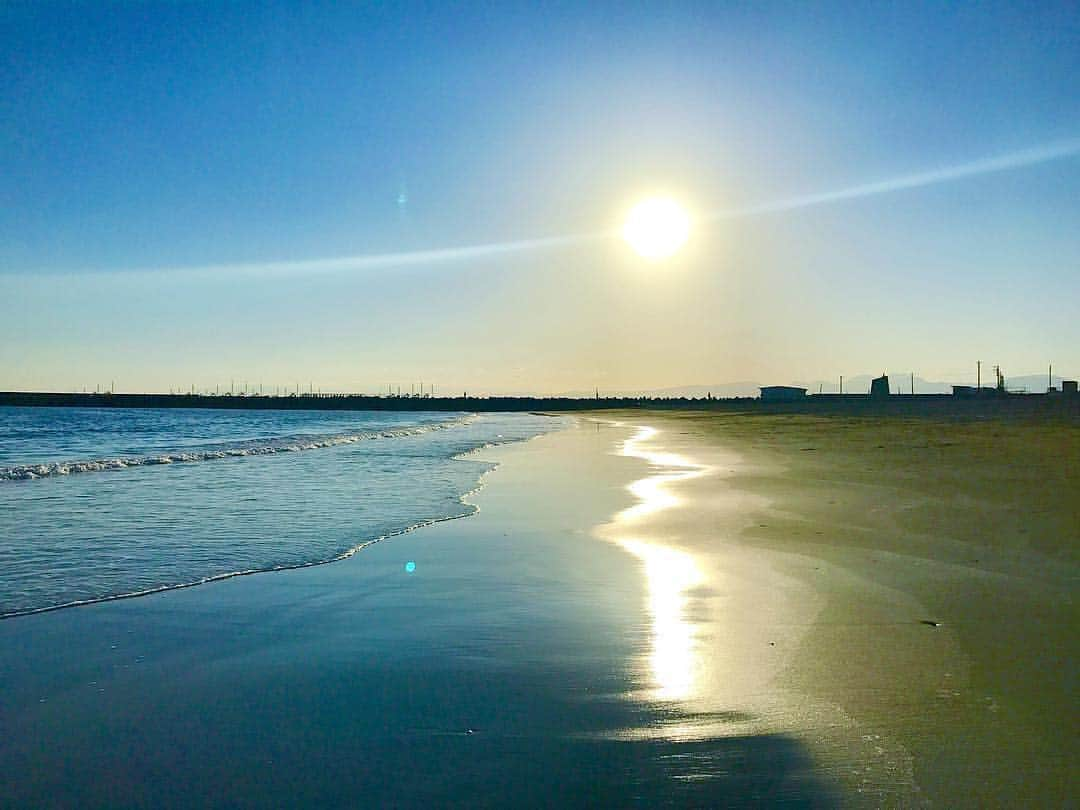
left=2, top=413, right=1075, bottom=806
left=599, top=410, right=1077, bottom=806
left=0, top=421, right=836, bottom=808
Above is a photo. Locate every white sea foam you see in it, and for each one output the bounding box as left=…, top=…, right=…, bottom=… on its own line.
left=0, top=508, right=474, bottom=619
left=0, top=414, right=475, bottom=481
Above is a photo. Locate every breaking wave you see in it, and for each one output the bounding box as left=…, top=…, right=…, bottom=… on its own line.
left=0, top=414, right=475, bottom=481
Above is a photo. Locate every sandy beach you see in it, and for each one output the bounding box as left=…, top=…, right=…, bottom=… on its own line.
left=595, top=410, right=1078, bottom=806
left=2, top=412, right=1076, bottom=806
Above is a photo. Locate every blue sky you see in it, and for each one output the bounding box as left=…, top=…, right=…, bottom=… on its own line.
left=2, top=1, right=1078, bottom=393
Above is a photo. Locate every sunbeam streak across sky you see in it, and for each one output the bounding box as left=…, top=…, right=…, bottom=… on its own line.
left=707, top=139, right=1080, bottom=220
left=21, top=139, right=1080, bottom=280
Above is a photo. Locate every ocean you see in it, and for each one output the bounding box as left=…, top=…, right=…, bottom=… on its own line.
left=0, top=406, right=561, bottom=618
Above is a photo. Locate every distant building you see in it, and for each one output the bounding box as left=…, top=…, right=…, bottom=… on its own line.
left=760, top=385, right=808, bottom=401
left=1063, top=380, right=1078, bottom=395
left=870, top=375, right=890, bottom=398
left=953, top=384, right=1011, bottom=397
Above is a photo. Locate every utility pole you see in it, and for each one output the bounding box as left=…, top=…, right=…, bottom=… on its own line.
left=911, top=373, right=915, bottom=395
left=977, top=361, right=981, bottom=391
left=839, top=375, right=843, bottom=395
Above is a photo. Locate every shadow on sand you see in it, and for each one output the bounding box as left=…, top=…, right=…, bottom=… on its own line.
left=2, top=644, right=838, bottom=808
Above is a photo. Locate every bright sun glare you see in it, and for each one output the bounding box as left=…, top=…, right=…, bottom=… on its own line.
left=622, top=197, right=691, bottom=261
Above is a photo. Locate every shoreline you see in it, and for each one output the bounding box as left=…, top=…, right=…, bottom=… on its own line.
left=0, top=413, right=567, bottom=620
left=2, top=411, right=1074, bottom=805
left=0, top=417, right=843, bottom=806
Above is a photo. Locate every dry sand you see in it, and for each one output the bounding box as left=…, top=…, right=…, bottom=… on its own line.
left=602, top=410, right=1078, bottom=806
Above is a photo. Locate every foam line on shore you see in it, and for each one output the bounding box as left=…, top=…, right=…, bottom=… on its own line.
left=0, top=414, right=476, bottom=481
left=0, top=420, right=563, bottom=620
left=0, top=509, right=474, bottom=620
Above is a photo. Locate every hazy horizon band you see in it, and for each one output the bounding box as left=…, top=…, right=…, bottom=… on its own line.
left=24, top=139, right=1080, bottom=278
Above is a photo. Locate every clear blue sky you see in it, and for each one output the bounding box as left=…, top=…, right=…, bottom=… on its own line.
left=3, top=1, right=1078, bottom=393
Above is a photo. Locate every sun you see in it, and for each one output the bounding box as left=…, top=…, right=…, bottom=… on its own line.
left=622, top=197, right=691, bottom=260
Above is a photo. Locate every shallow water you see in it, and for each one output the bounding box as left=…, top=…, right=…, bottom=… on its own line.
left=0, top=406, right=561, bottom=616
left=0, top=421, right=840, bottom=808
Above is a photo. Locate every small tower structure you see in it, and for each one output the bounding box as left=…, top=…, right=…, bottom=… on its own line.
left=870, top=374, right=891, bottom=398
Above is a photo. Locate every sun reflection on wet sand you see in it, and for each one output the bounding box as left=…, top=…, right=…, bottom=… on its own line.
left=598, top=425, right=712, bottom=702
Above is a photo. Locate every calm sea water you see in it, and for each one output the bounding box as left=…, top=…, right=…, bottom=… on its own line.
left=0, top=406, right=562, bottom=617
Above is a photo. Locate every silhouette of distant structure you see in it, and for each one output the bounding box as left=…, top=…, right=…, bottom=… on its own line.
left=760, top=385, right=808, bottom=401
left=870, top=375, right=890, bottom=398
left=950, top=366, right=1014, bottom=397
left=2, top=382, right=1078, bottom=415
left=952, top=384, right=1007, bottom=398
